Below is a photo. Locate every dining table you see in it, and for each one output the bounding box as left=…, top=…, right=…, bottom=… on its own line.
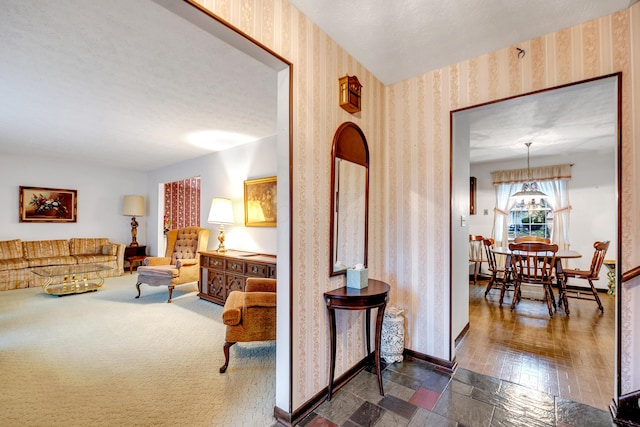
left=491, top=246, right=581, bottom=315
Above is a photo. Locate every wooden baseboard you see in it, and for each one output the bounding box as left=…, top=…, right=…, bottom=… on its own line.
left=455, top=323, right=470, bottom=348
left=274, top=348, right=457, bottom=425
left=610, top=391, right=640, bottom=426
left=273, top=356, right=370, bottom=426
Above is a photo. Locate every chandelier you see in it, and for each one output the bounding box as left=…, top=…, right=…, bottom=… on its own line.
left=510, top=142, right=547, bottom=202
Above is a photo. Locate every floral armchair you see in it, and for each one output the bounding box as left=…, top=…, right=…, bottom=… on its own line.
left=135, top=227, right=209, bottom=303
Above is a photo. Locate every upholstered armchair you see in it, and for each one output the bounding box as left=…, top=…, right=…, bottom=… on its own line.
left=220, top=277, right=276, bottom=373
left=135, top=227, right=210, bottom=303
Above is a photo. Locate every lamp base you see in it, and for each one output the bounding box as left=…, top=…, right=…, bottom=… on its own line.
left=216, top=225, right=227, bottom=253
left=129, top=216, right=139, bottom=247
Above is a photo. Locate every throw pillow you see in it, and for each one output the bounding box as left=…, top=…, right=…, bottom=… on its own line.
left=102, top=244, right=117, bottom=256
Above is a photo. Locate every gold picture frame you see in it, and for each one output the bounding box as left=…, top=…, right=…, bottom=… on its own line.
left=19, top=186, right=77, bottom=223
left=244, top=176, right=277, bottom=227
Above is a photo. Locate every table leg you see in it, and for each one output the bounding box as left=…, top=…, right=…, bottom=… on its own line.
left=327, top=306, right=337, bottom=401
left=555, top=259, right=570, bottom=315
left=374, top=303, right=387, bottom=396
left=365, top=308, right=371, bottom=361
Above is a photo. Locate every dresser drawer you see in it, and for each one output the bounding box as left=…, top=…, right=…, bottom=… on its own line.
left=225, top=259, right=246, bottom=274
left=199, top=251, right=276, bottom=305
left=203, top=255, right=225, bottom=269
left=246, top=261, right=270, bottom=277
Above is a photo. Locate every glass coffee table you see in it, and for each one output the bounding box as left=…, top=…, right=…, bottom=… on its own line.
left=31, top=263, right=113, bottom=296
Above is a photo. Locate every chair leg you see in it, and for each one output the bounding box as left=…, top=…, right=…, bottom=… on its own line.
left=167, top=286, right=174, bottom=303
left=484, top=272, right=495, bottom=296
left=544, top=285, right=554, bottom=318
left=473, top=262, right=480, bottom=285
left=588, top=279, right=604, bottom=313
left=135, top=282, right=142, bottom=299
left=220, top=341, right=236, bottom=373
left=560, top=277, right=570, bottom=315
left=510, top=281, right=521, bottom=311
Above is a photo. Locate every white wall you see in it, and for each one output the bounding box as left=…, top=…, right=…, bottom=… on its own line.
left=145, top=136, right=278, bottom=257
left=0, top=153, right=146, bottom=244
left=469, top=150, right=617, bottom=289
left=451, top=113, right=471, bottom=350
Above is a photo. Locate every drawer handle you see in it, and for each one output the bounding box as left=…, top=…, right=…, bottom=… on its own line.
left=232, top=263, right=237, bottom=269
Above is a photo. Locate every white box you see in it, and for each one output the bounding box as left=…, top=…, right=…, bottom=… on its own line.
left=346, top=268, right=368, bottom=289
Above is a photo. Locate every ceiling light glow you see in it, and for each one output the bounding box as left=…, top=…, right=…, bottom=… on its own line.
left=186, top=130, right=258, bottom=151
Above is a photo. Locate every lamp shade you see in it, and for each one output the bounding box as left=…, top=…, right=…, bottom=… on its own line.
left=122, top=195, right=145, bottom=217
left=208, top=198, right=234, bottom=224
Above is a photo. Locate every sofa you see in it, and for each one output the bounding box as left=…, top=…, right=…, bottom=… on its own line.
left=0, top=238, right=125, bottom=291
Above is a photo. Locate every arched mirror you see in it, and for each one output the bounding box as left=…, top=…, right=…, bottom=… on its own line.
left=330, top=122, right=369, bottom=276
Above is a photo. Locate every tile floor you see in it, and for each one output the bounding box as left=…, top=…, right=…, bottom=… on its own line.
left=299, top=361, right=615, bottom=426
left=297, top=280, right=616, bottom=426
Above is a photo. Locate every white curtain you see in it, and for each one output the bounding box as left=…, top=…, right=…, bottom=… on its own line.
left=492, top=183, right=520, bottom=247
left=538, top=179, right=571, bottom=249
left=491, top=164, right=572, bottom=248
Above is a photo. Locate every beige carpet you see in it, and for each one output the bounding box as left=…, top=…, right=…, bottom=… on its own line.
left=0, top=274, right=277, bottom=426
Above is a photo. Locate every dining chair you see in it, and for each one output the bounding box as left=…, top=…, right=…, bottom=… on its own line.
left=469, top=235, right=485, bottom=285
left=514, top=236, right=551, bottom=243
left=561, top=240, right=610, bottom=313
left=482, top=238, right=510, bottom=304
left=508, top=242, right=558, bottom=317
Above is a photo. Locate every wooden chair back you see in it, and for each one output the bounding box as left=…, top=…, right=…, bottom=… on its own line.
left=508, top=242, right=558, bottom=286
left=514, top=236, right=550, bottom=244
left=482, top=238, right=497, bottom=272
left=469, top=235, right=484, bottom=262
left=586, top=240, right=610, bottom=279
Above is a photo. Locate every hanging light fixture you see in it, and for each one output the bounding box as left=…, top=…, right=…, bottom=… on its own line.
left=510, top=142, right=547, bottom=205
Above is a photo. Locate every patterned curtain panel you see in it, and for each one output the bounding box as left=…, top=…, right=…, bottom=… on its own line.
left=164, top=177, right=201, bottom=233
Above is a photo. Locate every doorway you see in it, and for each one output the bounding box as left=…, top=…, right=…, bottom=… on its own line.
left=451, top=74, right=620, bottom=410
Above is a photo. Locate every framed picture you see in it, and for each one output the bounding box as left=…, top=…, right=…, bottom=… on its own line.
left=19, top=186, right=77, bottom=223
left=244, top=176, right=277, bottom=227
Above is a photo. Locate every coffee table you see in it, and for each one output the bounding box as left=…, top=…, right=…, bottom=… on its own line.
left=31, top=263, right=113, bottom=296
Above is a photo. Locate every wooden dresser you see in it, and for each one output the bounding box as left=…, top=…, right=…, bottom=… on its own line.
left=198, top=249, right=276, bottom=305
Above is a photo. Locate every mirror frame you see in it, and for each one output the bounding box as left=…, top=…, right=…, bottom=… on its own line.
left=329, top=122, right=370, bottom=276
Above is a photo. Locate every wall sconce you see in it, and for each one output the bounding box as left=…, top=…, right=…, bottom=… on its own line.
left=339, top=75, right=362, bottom=113
left=208, top=198, right=234, bottom=253
left=122, top=195, right=145, bottom=247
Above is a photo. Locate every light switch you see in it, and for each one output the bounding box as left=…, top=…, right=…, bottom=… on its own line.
left=461, top=215, right=467, bottom=227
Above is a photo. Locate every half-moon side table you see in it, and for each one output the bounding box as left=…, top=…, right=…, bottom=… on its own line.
left=323, top=279, right=390, bottom=401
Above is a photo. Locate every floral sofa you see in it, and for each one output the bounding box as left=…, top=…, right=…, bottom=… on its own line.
left=0, top=238, right=125, bottom=291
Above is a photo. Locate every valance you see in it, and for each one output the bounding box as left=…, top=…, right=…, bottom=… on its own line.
left=491, top=164, right=572, bottom=185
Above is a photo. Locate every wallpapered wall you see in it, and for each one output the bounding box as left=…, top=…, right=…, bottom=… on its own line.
left=196, top=0, right=639, bottom=409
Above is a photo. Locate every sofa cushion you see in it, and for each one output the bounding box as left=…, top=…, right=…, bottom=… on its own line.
left=73, top=254, right=116, bottom=264
left=69, top=238, right=110, bottom=255
left=23, top=240, right=70, bottom=259
left=0, top=258, right=29, bottom=271
left=27, top=256, right=77, bottom=267
left=0, top=239, right=23, bottom=260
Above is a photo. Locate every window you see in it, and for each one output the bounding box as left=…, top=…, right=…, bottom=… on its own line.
left=508, top=190, right=553, bottom=240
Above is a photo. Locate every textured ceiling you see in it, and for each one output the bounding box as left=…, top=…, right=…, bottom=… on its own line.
left=0, top=0, right=278, bottom=172
left=465, top=76, right=618, bottom=164
left=1, top=0, right=630, bottom=171
left=289, top=0, right=637, bottom=85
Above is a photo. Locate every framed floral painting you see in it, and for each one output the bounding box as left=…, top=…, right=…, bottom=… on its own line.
left=244, top=176, right=276, bottom=227
left=19, top=186, right=77, bottom=223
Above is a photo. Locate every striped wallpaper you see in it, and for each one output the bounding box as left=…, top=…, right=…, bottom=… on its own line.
left=163, top=177, right=201, bottom=232
left=195, top=0, right=639, bottom=410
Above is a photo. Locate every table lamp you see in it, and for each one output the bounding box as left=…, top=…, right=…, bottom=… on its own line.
left=208, top=198, right=234, bottom=253
left=123, top=195, right=145, bottom=247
